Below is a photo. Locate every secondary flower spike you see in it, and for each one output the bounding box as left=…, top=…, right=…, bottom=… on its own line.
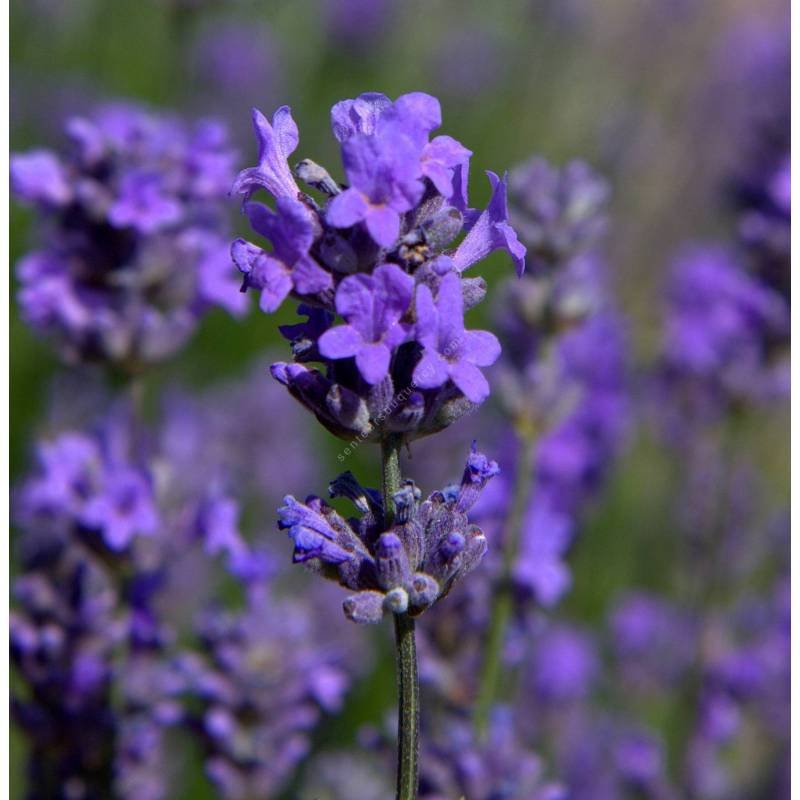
left=277, top=443, right=499, bottom=624
left=233, top=91, right=526, bottom=442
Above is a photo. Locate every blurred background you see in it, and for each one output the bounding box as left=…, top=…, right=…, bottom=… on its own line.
left=10, top=1, right=789, bottom=798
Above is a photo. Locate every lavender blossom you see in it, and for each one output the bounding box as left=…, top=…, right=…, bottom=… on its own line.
left=233, top=91, right=524, bottom=442
left=175, top=582, right=360, bottom=799
left=11, top=102, right=247, bottom=366
left=658, top=243, right=789, bottom=416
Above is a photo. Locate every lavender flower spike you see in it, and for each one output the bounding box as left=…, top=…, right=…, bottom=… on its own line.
left=277, top=444, right=498, bottom=624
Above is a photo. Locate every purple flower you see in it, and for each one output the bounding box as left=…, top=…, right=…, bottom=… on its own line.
left=232, top=197, right=331, bottom=312
left=514, top=502, right=574, bottom=607
left=9, top=150, right=71, bottom=206
left=532, top=625, right=598, bottom=702
left=413, top=271, right=501, bottom=403
left=230, top=91, right=522, bottom=439
left=326, top=128, right=425, bottom=247
left=11, top=102, right=246, bottom=365
left=278, top=444, right=497, bottom=623
left=508, top=158, right=609, bottom=271
left=318, top=263, right=414, bottom=383
left=661, top=244, right=788, bottom=405
left=108, top=171, right=184, bottom=234
left=81, top=466, right=158, bottom=551
left=231, top=105, right=300, bottom=201
left=453, top=171, right=527, bottom=277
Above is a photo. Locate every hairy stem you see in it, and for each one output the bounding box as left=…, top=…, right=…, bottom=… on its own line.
left=473, top=431, right=536, bottom=737
left=393, top=612, right=419, bottom=800
left=381, top=434, right=419, bottom=800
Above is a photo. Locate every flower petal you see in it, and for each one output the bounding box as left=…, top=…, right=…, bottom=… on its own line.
left=355, top=342, right=391, bottom=384
left=318, top=324, right=363, bottom=359
left=365, top=205, right=401, bottom=247
left=327, top=187, right=369, bottom=229
left=450, top=360, right=490, bottom=403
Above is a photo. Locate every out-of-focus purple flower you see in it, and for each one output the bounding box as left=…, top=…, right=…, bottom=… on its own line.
left=18, top=426, right=159, bottom=553
left=321, top=0, right=397, bottom=48
left=531, top=624, right=598, bottom=703
left=11, top=102, right=247, bottom=365
left=188, top=20, right=283, bottom=121
left=278, top=443, right=498, bottom=623
left=419, top=708, right=565, bottom=799
left=175, top=582, right=362, bottom=799
left=660, top=244, right=789, bottom=407
left=508, top=158, right=609, bottom=273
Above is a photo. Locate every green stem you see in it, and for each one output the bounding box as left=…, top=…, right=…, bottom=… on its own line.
left=380, top=434, right=419, bottom=800
left=393, top=612, right=419, bottom=800
left=473, top=431, right=536, bottom=737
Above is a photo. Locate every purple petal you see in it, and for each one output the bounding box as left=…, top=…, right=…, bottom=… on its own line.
left=452, top=171, right=527, bottom=276
left=372, top=262, right=414, bottom=330
left=249, top=255, right=292, bottom=313
left=393, top=92, right=442, bottom=134
left=435, top=271, right=465, bottom=349
left=334, top=273, right=374, bottom=338
left=461, top=329, right=501, bottom=367
left=414, top=283, right=439, bottom=351
left=365, top=205, right=401, bottom=247
left=291, top=256, right=333, bottom=295
left=232, top=106, right=300, bottom=200
left=412, top=351, right=449, bottom=389
left=421, top=135, right=472, bottom=198
left=449, top=360, right=490, bottom=403
left=10, top=151, right=72, bottom=206
left=318, top=324, right=363, bottom=359
left=330, top=93, right=392, bottom=142
left=355, top=342, right=391, bottom=384
left=327, top=187, right=369, bottom=229
left=231, top=238, right=264, bottom=276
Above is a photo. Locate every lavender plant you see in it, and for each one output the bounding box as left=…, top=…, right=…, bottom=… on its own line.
left=10, top=102, right=246, bottom=367
left=231, top=90, right=523, bottom=798
left=469, top=158, right=628, bottom=732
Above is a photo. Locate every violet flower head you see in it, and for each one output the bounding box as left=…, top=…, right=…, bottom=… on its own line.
left=419, top=709, right=565, bottom=800
left=277, top=443, right=498, bottom=623
left=11, top=102, right=247, bottom=366
left=661, top=243, right=789, bottom=407
left=234, top=91, right=525, bottom=442
left=175, top=582, right=362, bottom=799
left=18, top=426, right=159, bottom=553
left=508, top=157, right=609, bottom=273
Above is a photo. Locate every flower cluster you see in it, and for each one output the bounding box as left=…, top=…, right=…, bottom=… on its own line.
left=11, top=103, right=247, bottom=366
left=658, top=243, right=789, bottom=422
left=175, top=581, right=359, bottom=799
left=482, top=159, right=628, bottom=608
left=278, top=444, right=499, bottom=624
left=10, top=375, right=359, bottom=798
left=232, top=92, right=524, bottom=441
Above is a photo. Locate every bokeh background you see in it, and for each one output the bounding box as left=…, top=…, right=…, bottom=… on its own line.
left=10, top=1, right=789, bottom=798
